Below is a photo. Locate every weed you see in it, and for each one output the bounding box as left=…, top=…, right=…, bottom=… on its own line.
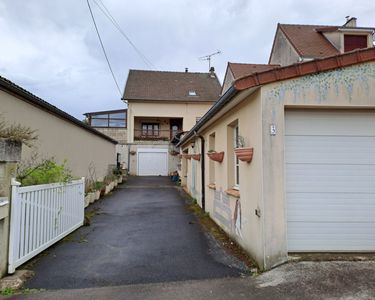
left=1, top=287, right=15, bottom=296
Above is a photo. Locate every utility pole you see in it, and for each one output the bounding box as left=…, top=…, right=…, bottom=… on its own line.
left=199, top=50, right=222, bottom=71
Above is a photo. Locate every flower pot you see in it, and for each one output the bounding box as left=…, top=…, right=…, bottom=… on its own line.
left=105, top=185, right=111, bottom=195
left=89, top=192, right=96, bottom=203
left=207, top=151, right=224, bottom=163
left=114, top=179, right=118, bottom=187
left=118, top=176, right=123, bottom=183
left=184, top=154, right=192, bottom=160
left=191, top=154, right=201, bottom=161
left=95, top=190, right=100, bottom=201
left=234, top=147, right=254, bottom=163
left=84, top=195, right=90, bottom=208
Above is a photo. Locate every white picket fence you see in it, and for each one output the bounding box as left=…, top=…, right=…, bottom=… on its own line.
left=8, top=178, right=85, bottom=273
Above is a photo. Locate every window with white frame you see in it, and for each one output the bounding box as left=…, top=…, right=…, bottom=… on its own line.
left=234, top=125, right=240, bottom=189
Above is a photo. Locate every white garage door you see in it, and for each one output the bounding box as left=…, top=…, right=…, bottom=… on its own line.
left=285, top=110, right=375, bottom=251
left=137, top=149, right=168, bottom=176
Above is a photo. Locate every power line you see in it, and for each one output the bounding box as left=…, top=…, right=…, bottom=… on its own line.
left=92, top=0, right=155, bottom=69
left=86, top=0, right=122, bottom=96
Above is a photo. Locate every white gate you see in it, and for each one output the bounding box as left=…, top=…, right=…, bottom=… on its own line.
left=8, top=178, right=85, bottom=273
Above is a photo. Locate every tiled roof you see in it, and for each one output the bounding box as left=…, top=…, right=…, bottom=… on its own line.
left=279, top=24, right=340, bottom=58
left=235, top=47, right=375, bottom=90
left=123, top=70, right=221, bottom=102
left=228, top=63, right=280, bottom=79
left=178, top=47, right=375, bottom=147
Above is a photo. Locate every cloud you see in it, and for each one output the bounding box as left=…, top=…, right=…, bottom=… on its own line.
left=0, top=0, right=374, bottom=119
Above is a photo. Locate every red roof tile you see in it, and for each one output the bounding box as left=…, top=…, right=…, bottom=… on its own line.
left=228, top=63, right=280, bottom=79
left=279, top=24, right=340, bottom=58
left=123, top=70, right=221, bottom=102
left=235, top=47, right=375, bottom=91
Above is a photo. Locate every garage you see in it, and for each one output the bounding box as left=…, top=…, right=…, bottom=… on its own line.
left=285, top=110, right=375, bottom=251
left=137, top=148, right=168, bottom=176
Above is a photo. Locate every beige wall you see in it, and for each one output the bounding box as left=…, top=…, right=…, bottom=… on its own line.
left=221, top=68, right=235, bottom=96
left=0, top=91, right=116, bottom=181
left=94, top=127, right=127, bottom=144
left=127, top=101, right=214, bottom=143
left=181, top=61, right=375, bottom=270
left=182, top=90, right=265, bottom=268
left=269, top=29, right=301, bottom=66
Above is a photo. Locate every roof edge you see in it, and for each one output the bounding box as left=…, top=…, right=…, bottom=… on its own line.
left=0, top=76, right=118, bottom=145
left=234, top=47, right=375, bottom=91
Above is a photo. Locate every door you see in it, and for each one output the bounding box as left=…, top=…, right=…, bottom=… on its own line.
left=137, top=148, right=168, bottom=176
left=285, top=110, right=375, bottom=251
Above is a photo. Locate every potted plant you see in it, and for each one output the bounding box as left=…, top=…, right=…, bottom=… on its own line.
left=94, top=181, right=104, bottom=200
left=191, top=154, right=201, bottom=161
left=129, top=150, right=136, bottom=155
left=183, top=154, right=192, bottom=159
left=207, top=150, right=224, bottom=163
left=234, top=135, right=254, bottom=163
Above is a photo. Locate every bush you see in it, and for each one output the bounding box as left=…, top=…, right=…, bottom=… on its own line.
left=17, top=159, right=73, bottom=186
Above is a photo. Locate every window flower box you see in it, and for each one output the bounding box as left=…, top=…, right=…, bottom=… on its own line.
left=234, top=147, right=254, bottom=163
left=183, top=154, right=192, bottom=160
left=207, top=151, right=224, bottom=163
left=191, top=154, right=201, bottom=161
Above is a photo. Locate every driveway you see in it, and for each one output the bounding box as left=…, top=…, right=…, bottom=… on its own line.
left=22, top=176, right=247, bottom=290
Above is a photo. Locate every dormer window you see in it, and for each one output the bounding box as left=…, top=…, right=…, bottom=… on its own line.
left=344, top=34, right=368, bottom=52
left=188, top=90, right=197, bottom=96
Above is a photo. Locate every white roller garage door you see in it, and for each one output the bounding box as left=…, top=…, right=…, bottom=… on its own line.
left=137, top=148, right=168, bottom=176
left=285, top=110, right=375, bottom=251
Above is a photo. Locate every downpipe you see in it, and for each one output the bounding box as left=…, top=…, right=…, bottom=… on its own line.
left=195, top=132, right=205, bottom=212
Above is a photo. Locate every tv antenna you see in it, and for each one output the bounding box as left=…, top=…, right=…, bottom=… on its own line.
left=199, top=50, right=222, bottom=70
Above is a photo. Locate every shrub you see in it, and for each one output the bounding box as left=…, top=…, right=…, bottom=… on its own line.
left=17, top=159, right=73, bottom=186
left=0, top=116, right=38, bottom=147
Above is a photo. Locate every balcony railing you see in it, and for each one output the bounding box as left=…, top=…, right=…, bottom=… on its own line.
left=134, top=129, right=181, bottom=141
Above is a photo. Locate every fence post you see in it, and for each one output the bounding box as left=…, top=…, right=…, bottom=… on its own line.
left=8, top=179, right=21, bottom=274
left=0, top=139, right=22, bottom=278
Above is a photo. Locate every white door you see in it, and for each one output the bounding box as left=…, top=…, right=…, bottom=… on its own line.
left=285, top=110, right=375, bottom=251
left=137, top=148, right=168, bottom=176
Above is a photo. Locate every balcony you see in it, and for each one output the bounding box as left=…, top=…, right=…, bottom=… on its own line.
left=134, top=129, right=181, bottom=141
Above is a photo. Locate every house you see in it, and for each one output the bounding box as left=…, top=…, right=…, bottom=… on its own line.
left=0, top=75, right=117, bottom=180
left=269, top=17, right=374, bottom=66
left=84, top=109, right=128, bottom=170
left=222, top=63, right=280, bottom=94
left=122, top=68, right=221, bottom=176
left=178, top=47, right=375, bottom=269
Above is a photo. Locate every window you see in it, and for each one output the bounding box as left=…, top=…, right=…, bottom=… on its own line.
left=141, top=123, right=159, bottom=137
left=90, top=110, right=127, bottom=128
left=234, top=126, right=240, bottom=189
left=344, top=35, right=368, bottom=52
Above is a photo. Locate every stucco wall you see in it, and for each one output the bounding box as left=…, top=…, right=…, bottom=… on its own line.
left=127, top=101, right=214, bottom=143
left=260, top=61, right=375, bottom=269
left=221, top=68, right=235, bottom=95
left=0, top=91, right=116, bottom=180
left=182, top=90, right=265, bottom=268
left=269, top=29, right=300, bottom=66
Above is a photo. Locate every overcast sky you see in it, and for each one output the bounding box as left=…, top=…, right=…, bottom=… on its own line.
left=0, top=0, right=374, bottom=119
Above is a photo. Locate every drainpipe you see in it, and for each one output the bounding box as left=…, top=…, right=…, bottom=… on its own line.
left=195, top=132, right=205, bottom=212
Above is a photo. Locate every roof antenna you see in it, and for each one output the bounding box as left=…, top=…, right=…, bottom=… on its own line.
left=199, top=50, right=222, bottom=71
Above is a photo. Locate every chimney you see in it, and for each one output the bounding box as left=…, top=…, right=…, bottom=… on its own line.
left=344, top=16, right=357, bottom=27
left=209, top=67, right=215, bottom=78
left=185, top=67, right=188, bottom=73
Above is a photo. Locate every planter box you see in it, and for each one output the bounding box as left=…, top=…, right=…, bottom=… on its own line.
left=88, top=192, right=96, bottom=203
left=84, top=195, right=90, bottom=208
left=0, top=139, right=22, bottom=162
left=207, top=151, right=224, bottom=163
left=191, top=154, right=201, bottom=161
left=183, top=154, right=192, bottom=160
left=234, top=147, right=254, bottom=163
left=105, top=185, right=111, bottom=195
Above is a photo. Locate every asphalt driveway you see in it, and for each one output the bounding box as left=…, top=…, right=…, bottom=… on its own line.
left=23, top=176, right=246, bottom=289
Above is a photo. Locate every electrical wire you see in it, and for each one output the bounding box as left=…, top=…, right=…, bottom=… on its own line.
left=86, top=0, right=122, bottom=96
left=92, top=0, right=155, bottom=69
